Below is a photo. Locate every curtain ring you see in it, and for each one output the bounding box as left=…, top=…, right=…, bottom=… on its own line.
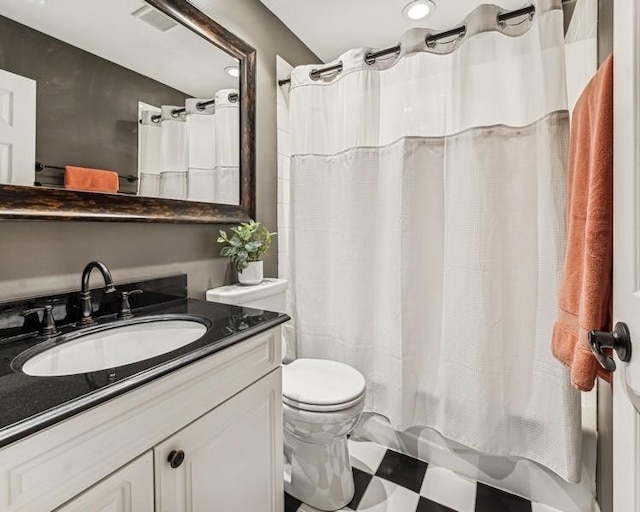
left=364, top=46, right=401, bottom=66
left=426, top=25, right=466, bottom=49
left=497, top=10, right=534, bottom=29
left=310, top=61, right=343, bottom=81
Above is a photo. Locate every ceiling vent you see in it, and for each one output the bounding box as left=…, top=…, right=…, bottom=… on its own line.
left=131, top=5, right=178, bottom=32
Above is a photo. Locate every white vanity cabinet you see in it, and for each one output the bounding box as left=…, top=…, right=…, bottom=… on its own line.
left=0, top=326, right=283, bottom=512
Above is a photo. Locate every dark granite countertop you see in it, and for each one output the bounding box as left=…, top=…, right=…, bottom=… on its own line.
left=0, top=276, right=289, bottom=449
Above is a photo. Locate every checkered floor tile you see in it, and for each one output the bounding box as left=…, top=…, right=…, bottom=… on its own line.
left=285, top=440, right=565, bottom=512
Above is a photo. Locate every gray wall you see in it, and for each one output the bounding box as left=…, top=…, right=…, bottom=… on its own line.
left=0, top=0, right=319, bottom=301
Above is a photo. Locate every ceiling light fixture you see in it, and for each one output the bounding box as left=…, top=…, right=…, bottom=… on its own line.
left=225, top=66, right=240, bottom=78
left=402, top=0, right=436, bottom=21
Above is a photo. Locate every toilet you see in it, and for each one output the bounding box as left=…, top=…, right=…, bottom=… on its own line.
left=206, top=279, right=366, bottom=511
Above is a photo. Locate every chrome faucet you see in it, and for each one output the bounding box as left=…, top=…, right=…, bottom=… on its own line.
left=79, top=261, right=116, bottom=326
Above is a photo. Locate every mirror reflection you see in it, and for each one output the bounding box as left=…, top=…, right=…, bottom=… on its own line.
left=0, top=0, right=240, bottom=205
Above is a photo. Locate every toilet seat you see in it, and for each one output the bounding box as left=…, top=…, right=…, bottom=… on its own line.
left=283, top=393, right=364, bottom=413
left=282, top=358, right=366, bottom=412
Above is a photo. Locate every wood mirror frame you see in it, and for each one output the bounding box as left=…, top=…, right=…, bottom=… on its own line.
left=0, top=0, right=256, bottom=223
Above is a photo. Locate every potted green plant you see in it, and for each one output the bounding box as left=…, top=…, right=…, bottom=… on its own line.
left=217, top=220, right=276, bottom=285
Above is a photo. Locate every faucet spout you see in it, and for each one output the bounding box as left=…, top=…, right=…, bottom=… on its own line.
left=81, top=261, right=115, bottom=294
left=79, top=261, right=116, bottom=325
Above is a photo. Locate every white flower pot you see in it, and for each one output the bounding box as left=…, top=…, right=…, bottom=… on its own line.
left=239, top=261, right=263, bottom=285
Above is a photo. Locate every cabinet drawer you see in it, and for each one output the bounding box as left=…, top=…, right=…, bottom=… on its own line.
left=0, top=326, right=281, bottom=512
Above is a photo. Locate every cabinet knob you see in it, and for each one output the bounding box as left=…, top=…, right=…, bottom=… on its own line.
left=167, top=449, right=185, bottom=468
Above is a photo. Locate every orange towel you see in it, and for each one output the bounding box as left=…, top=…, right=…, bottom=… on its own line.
left=64, top=166, right=120, bottom=194
left=551, top=54, right=613, bottom=391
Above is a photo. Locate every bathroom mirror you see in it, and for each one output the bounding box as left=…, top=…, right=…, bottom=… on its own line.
left=0, top=0, right=255, bottom=223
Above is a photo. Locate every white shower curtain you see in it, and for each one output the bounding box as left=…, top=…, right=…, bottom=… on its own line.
left=138, top=109, right=162, bottom=197
left=287, top=0, right=582, bottom=482
left=138, top=89, right=239, bottom=204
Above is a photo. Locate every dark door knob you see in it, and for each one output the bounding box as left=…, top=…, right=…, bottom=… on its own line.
left=167, top=449, right=185, bottom=468
left=588, top=322, right=632, bottom=372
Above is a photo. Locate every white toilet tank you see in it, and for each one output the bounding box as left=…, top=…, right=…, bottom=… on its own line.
left=205, top=278, right=288, bottom=313
left=206, top=279, right=290, bottom=361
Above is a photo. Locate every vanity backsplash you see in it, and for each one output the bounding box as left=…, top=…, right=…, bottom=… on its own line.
left=0, top=274, right=188, bottom=341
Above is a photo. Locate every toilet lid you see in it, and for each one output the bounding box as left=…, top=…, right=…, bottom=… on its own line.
left=282, top=358, right=366, bottom=411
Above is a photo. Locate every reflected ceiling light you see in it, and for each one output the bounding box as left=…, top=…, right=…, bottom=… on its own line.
left=225, top=66, right=240, bottom=78
left=402, top=0, right=436, bottom=20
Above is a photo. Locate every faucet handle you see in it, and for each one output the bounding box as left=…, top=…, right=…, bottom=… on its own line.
left=118, top=289, right=143, bottom=320
left=20, top=305, right=60, bottom=337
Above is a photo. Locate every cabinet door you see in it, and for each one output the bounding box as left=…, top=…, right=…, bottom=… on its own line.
left=155, top=368, right=283, bottom=512
left=55, top=452, right=153, bottom=512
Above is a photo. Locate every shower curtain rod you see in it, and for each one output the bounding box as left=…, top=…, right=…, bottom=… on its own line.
left=150, top=91, right=239, bottom=123
left=277, top=4, right=536, bottom=86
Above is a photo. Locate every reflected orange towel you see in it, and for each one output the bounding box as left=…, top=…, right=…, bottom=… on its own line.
left=64, top=166, right=119, bottom=194
left=551, top=54, right=613, bottom=391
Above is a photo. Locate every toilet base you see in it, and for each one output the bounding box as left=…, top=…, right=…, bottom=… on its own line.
left=284, top=430, right=354, bottom=511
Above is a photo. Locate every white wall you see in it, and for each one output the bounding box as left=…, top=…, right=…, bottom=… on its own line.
left=276, top=56, right=293, bottom=281
left=565, top=0, right=598, bottom=113
left=275, top=56, right=296, bottom=361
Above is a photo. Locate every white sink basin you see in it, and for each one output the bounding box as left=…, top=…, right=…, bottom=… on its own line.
left=19, top=317, right=209, bottom=377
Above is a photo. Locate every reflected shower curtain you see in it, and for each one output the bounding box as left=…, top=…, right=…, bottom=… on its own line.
left=287, top=0, right=582, bottom=482
left=139, top=108, right=163, bottom=197
left=211, top=89, right=240, bottom=204
left=186, top=97, right=217, bottom=202
left=138, top=89, right=239, bottom=204
left=159, top=104, right=188, bottom=200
